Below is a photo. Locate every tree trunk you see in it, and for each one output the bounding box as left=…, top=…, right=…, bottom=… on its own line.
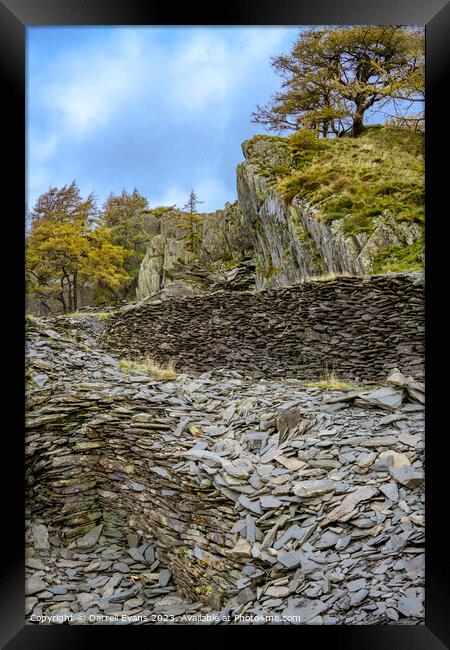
left=73, top=270, right=78, bottom=311
left=352, top=110, right=365, bottom=137
left=58, top=293, right=67, bottom=313
left=60, top=274, right=68, bottom=312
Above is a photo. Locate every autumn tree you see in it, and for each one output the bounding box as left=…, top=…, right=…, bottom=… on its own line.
left=252, top=26, right=424, bottom=137
left=26, top=182, right=131, bottom=312
left=99, top=188, right=153, bottom=297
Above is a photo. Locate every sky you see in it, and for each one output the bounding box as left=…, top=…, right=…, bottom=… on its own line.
left=27, top=26, right=301, bottom=214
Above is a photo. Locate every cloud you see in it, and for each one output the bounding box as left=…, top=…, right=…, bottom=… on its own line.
left=170, top=28, right=288, bottom=112
left=40, top=30, right=152, bottom=136
left=149, top=186, right=191, bottom=210
left=27, top=27, right=299, bottom=212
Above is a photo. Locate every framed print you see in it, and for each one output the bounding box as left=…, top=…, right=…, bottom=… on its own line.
left=1, top=0, right=449, bottom=647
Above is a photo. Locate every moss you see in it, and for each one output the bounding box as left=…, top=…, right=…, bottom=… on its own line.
left=256, top=185, right=266, bottom=200
left=25, top=371, right=35, bottom=390
left=268, top=126, right=424, bottom=266
left=372, top=237, right=425, bottom=274
left=62, top=413, right=79, bottom=424
left=245, top=134, right=288, bottom=147
left=262, top=258, right=279, bottom=279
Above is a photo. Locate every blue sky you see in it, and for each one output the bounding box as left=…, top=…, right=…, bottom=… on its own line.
left=27, top=26, right=301, bottom=213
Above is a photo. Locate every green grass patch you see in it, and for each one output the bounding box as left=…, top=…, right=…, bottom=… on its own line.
left=252, top=126, right=424, bottom=241
left=306, top=371, right=380, bottom=391
left=372, top=237, right=425, bottom=274
left=63, top=310, right=114, bottom=320
left=306, top=372, right=355, bottom=390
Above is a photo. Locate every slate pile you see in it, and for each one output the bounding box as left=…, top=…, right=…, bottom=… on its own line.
left=26, top=321, right=424, bottom=624
left=102, top=273, right=424, bottom=383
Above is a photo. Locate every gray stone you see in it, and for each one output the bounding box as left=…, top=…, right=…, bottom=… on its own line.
left=380, top=482, right=399, bottom=501
left=32, top=524, right=50, bottom=551
left=358, top=386, right=405, bottom=411
left=260, top=495, right=283, bottom=510
left=396, top=596, right=424, bottom=618
left=25, top=577, right=47, bottom=596
left=277, top=550, right=303, bottom=569
left=77, top=525, right=103, bottom=549
left=283, top=598, right=328, bottom=623
left=389, top=466, right=424, bottom=488
left=293, top=479, right=335, bottom=498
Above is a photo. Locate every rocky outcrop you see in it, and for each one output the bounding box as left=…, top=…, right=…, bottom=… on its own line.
left=236, top=137, right=423, bottom=288
left=25, top=322, right=425, bottom=623
left=136, top=203, right=253, bottom=300
left=103, top=273, right=424, bottom=383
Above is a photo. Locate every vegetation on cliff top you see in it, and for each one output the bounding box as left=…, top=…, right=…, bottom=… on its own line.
left=246, top=125, right=424, bottom=272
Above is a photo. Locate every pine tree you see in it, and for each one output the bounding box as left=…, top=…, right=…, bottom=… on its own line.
left=183, top=189, right=204, bottom=253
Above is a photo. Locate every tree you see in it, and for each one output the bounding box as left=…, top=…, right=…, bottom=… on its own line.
left=183, top=189, right=204, bottom=214
left=252, top=26, right=424, bottom=137
left=183, top=189, right=204, bottom=253
left=99, top=188, right=152, bottom=297
left=26, top=183, right=131, bottom=312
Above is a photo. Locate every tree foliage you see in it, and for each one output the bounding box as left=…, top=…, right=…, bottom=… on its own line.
left=252, top=26, right=424, bottom=137
left=26, top=182, right=131, bottom=312
left=99, top=189, right=153, bottom=297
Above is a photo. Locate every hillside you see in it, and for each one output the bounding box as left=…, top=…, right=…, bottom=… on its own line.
left=135, top=126, right=424, bottom=301
left=237, top=126, right=424, bottom=284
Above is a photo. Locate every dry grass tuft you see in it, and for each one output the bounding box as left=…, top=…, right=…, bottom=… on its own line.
left=306, top=372, right=355, bottom=390
left=119, top=356, right=177, bottom=381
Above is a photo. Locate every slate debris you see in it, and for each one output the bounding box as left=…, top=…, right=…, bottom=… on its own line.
left=101, top=274, right=424, bottom=383
left=25, top=319, right=425, bottom=625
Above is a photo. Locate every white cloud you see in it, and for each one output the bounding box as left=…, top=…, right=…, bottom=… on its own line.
left=40, top=30, right=153, bottom=136
left=149, top=186, right=190, bottom=210
left=28, top=26, right=297, bottom=211
left=170, top=28, right=288, bottom=111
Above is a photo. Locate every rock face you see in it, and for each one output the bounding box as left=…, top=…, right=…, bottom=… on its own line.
left=136, top=136, right=423, bottom=300
left=136, top=203, right=253, bottom=300
left=236, top=137, right=423, bottom=288
left=103, top=273, right=424, bottom=383
left=25, top=322, right=425, bottom=624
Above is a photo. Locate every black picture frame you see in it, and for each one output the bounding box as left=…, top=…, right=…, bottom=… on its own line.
left=1, top=0, right=449, bottom=647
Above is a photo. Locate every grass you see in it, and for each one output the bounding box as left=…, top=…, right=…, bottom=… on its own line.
left=25, top=370, right=35, bottom=390
left=306, top=371, right=379, bottom=391
left=119, top=356, right=177, bottom=381
left=282, top=126, right=424, bottom=230
left=306, top=372, right=356, bottom=390
left=313, top=271, right=355, bottom=282
left=372, top=237, right=424, bottom=274
left=62, top=310, right=114, bottom=320
left=246, top=126, right=424, bottom=272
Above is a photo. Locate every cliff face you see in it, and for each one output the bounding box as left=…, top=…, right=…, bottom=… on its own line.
left=136, top=127, right=424, bottom=300
left=236, top=135, right=423, bottom=289
left=136, top=203, right=253, bottom=300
